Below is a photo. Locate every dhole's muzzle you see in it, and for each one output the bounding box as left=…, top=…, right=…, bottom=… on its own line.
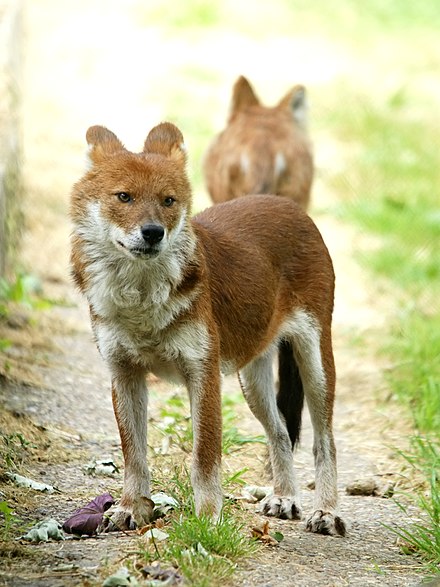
left=116, top=222, right=166, bottom=258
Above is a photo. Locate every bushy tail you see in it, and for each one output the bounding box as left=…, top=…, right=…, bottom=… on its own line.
left=277, top=339, right=304, bottom=450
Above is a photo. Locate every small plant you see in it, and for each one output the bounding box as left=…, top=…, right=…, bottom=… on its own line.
left=385, top=437, right=440, bottom=574
left=0, top=501, right=19, bottom=541
left=153, top=464, right=196, bottom=515
left=384, top=310, right=440, bottom=434
left=157, top=390, right=266, bottom=456
left=0, top=339, right=11, bottom=351
left=224, top=467, right=249, bottom=489
left=222, top=426, right=266, bottom=455
left=221, top=391, right=266, bottom=454
left=0, top=432, right=35, bottom=471
left=0, top=272, right=54, bottom=319
left=0, top=273, right=40, bottom=312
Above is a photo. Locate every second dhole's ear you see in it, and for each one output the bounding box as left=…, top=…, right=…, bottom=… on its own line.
left=143, top=122, right=186, bottom=167
left=277, top=85, right=308, bottom=129
left=229, top=76, right=260, bottom=121
left=86, top=126, right=125, bottom=165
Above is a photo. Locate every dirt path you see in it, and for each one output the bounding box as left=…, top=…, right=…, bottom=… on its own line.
left=0, top=2, right=429, bottom=586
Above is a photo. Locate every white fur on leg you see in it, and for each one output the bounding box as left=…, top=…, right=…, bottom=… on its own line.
left=191, top=461, right=223, bottom=521
left=108, top=366, right=152, bottom=530
left=282, top=309, right=345, bottom=535
left=240, top=350, right=302, bottom=520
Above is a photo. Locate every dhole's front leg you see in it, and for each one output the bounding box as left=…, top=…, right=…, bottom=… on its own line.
left=107, top=363, right=153, bottom=530
left=186, top=358, right=223, bottom=520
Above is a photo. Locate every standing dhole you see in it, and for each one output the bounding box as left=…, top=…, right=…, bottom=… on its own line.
left=203, top=75, right=314, bottom=209
left=70, top=121, right=345, bottom=536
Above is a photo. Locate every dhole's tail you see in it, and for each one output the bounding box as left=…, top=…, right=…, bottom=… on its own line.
left=277, top=339, right=304, bottom=450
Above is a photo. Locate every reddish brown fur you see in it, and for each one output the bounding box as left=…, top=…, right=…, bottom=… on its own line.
left=194, top=199, right=333, bottom=366
left=69, top=122, right=345, bottom=535
left=203, top=76, right=314, bottom=209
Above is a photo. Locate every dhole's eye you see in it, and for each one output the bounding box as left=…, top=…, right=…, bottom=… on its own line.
left=116, top=192, right=132, bottom=203
left=163, top=196, right=176, bottom=207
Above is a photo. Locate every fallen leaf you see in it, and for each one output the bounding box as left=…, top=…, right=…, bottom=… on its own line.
left=243, top=485, right=273, bottom=501
left=137, top=524, right=154, bottom=536
left=155, top=518, right=165, bottom=529
left=150, top=492, right=179, bottom=518
left=251, top=520, right=279, bottom=546
left=84, top=458, right=119, bottom=477
left=272, top=531, right=284, bottom=543
left=21, top=518, right=65, bottom=542
left=103, top=566, right=139, bottom=586
left=6, top=472, right=57, bottom=494
left=140, top=563, right=182, bottom=585
left=143, top=528, right=169, bottom=542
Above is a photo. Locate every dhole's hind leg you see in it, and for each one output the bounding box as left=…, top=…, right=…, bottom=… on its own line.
left=289, top=310, right=346, bottom=536
left=240, top=351, right=302, bottom=520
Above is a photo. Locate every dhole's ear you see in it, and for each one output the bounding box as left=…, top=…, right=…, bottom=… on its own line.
left=86, top=126, right=125, bottom=165
left=229, top=76, right=260, bottom=120
left=143, top=122, right=186, bottom=166
left=278, top=85, right=308, bottom=129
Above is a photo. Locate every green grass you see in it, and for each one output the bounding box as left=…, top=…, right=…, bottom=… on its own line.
left=390, top=439, right=440, bottom=571
left=0, top=432, right=35, bottom=472
left=384, top=311, right=440, bottom=433
left=329, top=87, right=440, bottom=573
left=137, top=465, right=257, bottom=587
left=330, top=94, right=440, bottom=292
left=157, top=389, right=265, bottom=456
left=0, top=272, right=54, bottom=318
left=167, top=513, right=255, bottom=586
left=145, top=387, right=263, bottom=585
left=331, top=96, right=440, bottom=432
left=0, top=501, right=20, bottom=541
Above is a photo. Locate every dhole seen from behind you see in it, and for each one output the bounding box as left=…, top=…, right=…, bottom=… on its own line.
left=203, top=75, right=314, bottom=209
left=69, top=121, right=345, bottom=537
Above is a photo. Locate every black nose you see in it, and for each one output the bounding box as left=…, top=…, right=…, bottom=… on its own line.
left=141, top=223, right=165, bottom=245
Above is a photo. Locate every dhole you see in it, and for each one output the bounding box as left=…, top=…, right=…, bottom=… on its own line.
left=70, top=122, right=345, bottom=536
left=203, top=75, right=314, bottom=209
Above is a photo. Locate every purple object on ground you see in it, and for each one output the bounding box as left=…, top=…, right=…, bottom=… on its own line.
left=63, top=492, right=115, bottom=535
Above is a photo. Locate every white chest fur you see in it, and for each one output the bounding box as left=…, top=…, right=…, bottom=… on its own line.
left=84, top=249, right=208, bottom=379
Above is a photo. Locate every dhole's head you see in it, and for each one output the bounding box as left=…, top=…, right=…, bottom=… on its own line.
left=71, top=122, right=192, bottom=260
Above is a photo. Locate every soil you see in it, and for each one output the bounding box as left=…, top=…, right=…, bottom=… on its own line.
left=0, top=3, right=432, bottom=586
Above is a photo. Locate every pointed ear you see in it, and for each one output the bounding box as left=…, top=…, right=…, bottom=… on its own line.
left=143, top=122, right=186, bottom=166
left=277, top=85, right=308, bottom=128
left=85, top=126, right=125, bottom=165
left=229, top=76, right=260, bottom=120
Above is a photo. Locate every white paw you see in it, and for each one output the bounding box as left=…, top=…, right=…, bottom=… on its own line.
left=305, top=509, right=346, bottom=536
left=258, top=495, right=302, bottom=520
left=104, top=496, right=154, bottom=531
